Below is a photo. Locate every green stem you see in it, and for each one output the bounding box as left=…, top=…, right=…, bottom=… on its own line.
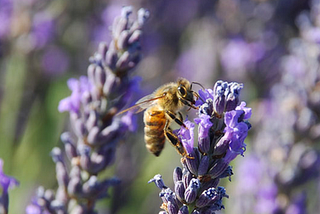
left=188, top=203, right=196, bottom=213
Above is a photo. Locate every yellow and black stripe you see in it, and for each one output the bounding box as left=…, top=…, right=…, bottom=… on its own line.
left=143, top=107, right=166, bottom=156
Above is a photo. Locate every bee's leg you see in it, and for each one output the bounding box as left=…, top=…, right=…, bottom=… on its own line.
left=163, top=118, right=194, bottom=159
left=177, top=112, right=184, bottom=122
left=180, top=99, right=198, bottom=110
left=165, top=110, right=186, bottom=128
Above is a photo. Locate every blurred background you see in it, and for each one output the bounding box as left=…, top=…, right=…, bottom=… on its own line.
left=1, top=0, right=319, bottom=213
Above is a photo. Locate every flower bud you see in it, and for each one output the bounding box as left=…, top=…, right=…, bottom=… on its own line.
left=118, top=30, right=130, bottom=50
left=56, top=162, right=69, bottom=188
left=87, top=64, right=96, bottom=85
left=148, top=174, right=167, bottom=189
left=78, top=145, right=91, bottom=171
left=97, top=42, right=108, bottom=61
left=167, top=201, right=179, bottom=214
left=178, top=205, right=189, bottom=214
left=138, top=8, right=150, bottom=26
left=50, top=199, right=65, bottom=211
left=173, top=167, right=183, bottom=184
left=198, top=155, right=209, bottom=176
left=69, top=204, right=87, bottom=214
left=86, top=111, right=98, bottom=131
left=185, top=149, right=199, bottom=175
left=103, top=71, right=116, bottom=95
left=74, top=118, right=87, bottom=137
left=86, top=126, right=100, bottom=145
left=128, top=30, right=142, bottom=44
left=224, top=82, right=243, bottom=112
left=182, top=169, right=193, bottom=189
left=81, top=90, right=92, bottom=106
left=113, top=7, right=130, bottom=38
left=196, top=188, right=217, bottom=208
left=82, top=176, right=99, bottom=196
left=94, top=65, right=106, bottom=88
left=184, top=178, right=200, bottom=203
left=61, top=132, right=77, bottom=159
left=51, top=147, right=63, bottom=163
left=55, top=186, right=68, bottom=204
left=116, top=51, right=130, bottom=70
left=207, top=159, right=229, bottom=178
left=174, top=181, right=185, bottom=202
left=213, top=135, right=230, bottom=157
left=106, top=41, right=118, bottom=70
left=68, top=176, right=82, bottom=196
left=213, top=80, right=228, bottom=115
left=121, top=6, right=133, bottom=18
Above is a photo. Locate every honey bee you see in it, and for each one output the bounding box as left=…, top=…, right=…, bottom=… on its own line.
left=118, top=78, right=198, bottom=157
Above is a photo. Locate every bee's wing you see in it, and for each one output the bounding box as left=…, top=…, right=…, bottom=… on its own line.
left=117, top=93, right=166, bottom=115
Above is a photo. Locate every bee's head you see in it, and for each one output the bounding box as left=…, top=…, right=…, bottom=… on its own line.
left=177, top=78, right=197, bottom=107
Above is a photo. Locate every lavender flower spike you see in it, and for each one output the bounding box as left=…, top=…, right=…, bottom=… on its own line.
left=150, top=80, right=251, bottom=213
left=27, top=6, right=149, bottom=213
left=0, top=159, right=19, bottom=214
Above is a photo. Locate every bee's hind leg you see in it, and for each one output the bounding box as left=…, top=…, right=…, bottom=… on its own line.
left=163, top=116, right=194, bottom=159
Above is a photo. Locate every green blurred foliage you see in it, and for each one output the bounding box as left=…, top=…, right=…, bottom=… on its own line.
left=0, top=56, right=69, bottom=213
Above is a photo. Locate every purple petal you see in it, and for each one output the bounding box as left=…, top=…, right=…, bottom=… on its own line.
left=177, top=120, right=195, bottom=154
left=195, top=89, right=214, bottom=106
left=236, top=102, right=252, bottom=120
left=194, top=114, right=213, bottom=139
left=0, top=159, right=19, bottom=193
left=58, top=76, right=92, bottom=113
left=120, top=111, right=137, bottom=132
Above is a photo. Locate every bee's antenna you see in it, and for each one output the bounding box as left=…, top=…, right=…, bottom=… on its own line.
left=191, top=81, right=205, bottom=90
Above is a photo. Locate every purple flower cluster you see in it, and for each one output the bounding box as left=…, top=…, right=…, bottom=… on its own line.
left=0, top=0, right=13, bottom=40
left=230, top=1, right=320, bottom=213
left=26, top=6, right=149, bottom=213
left=149, top=80, right=251, bottom=214
left=0, top=159, right=19, bottom=214
left=1, top=1, right=57, bottom=52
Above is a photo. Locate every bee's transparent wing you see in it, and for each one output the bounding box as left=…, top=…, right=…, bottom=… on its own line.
left=117, top=93, right=166, bottom=115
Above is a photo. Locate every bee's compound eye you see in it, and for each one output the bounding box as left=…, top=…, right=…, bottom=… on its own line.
left=178, top=86, right=187, bottom=97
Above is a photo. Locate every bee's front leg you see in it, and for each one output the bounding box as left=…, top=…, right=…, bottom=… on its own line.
left=179, top=99, right=198, bottom=110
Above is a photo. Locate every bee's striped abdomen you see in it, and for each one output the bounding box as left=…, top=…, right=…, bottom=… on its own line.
left=144, top=108, right=166, bottom=156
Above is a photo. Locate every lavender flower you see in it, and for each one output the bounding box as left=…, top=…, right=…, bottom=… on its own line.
left=27, top=6, right=149, bottom=213
left=30, top=11, right=55, bottom=49
left=220, top=39, right=265, bottom=80
left=149, top=80, right=251, bottom=213
left=0, top=159, right=19, bottom=214
left=0, top=0, right=13, bottom=40
left=229, top=1, right=320, bottom=213
left=58, top=76, right=92, bottom=114
left=41, top=47, right=70, bottom=75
